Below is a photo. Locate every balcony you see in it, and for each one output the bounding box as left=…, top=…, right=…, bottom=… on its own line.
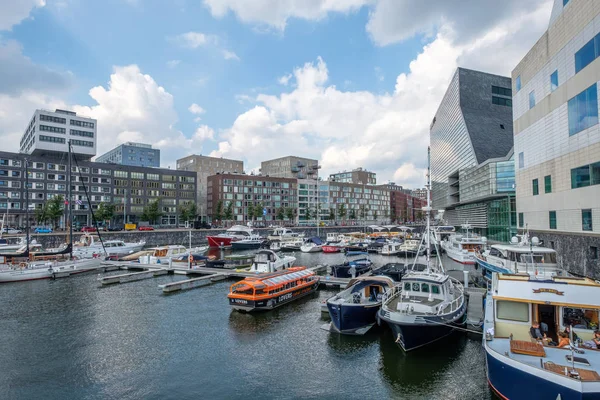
left=291, top=167, right=300, bottom=172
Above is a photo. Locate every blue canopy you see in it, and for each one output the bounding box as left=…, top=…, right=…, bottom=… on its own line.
left=346, top=251, right=368, bottom=257
left=309, top=236, right=323, bottom=245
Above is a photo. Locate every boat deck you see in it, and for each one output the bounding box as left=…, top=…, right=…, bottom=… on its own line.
left=385, top=293, right=444, bottom=312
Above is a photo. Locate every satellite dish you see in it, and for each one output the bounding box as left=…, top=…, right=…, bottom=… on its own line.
left=532, top=237, right=540, bottom=246
left=510, top=236, right=519, bottom=244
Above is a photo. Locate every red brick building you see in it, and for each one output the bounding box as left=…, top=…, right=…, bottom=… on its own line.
left=377, top=183, right=426, bottom=223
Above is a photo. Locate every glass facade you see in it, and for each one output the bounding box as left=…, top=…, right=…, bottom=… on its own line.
left=571, top=161, right=600, bottom=188
left=496, top=160, right=515, bottom=192
left=550, top=70, right=558, bottom=91
left=568, top=83, right=598, bottom=136
left=516, top=75, right=521, bottom=92
left=544, top=175, right=552, bottom=193
left=549, top=211, right=557, bottom=230
left=575, top=32, right=600, bottom=73
left=487, top=197, right=517, bottom=242
left=529, top=91, right=536, bottom=109
left=582, top=209, right=593, bottom=231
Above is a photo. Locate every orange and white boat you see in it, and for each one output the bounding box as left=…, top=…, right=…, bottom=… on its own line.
left=228, top=267, right=320, bottom=312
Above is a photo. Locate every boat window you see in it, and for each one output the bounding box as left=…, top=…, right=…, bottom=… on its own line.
left=421, top=283, right=429, bottom=293
left=520, top=254, right=546, bottom=264
left=496, top=300, right=529, bottom=322
left=489, top=248, right=502, bottom=257
left=563, top=307, right=599, bottom=331
left=543, top=252, right=557, bottom=263
left=411, top=282, right=420, bottom=292
left=431, top=285, right=440, bottom=294
left=404, top=282, right=411, bottom=291
left=256, top=253, right=269, bottom=263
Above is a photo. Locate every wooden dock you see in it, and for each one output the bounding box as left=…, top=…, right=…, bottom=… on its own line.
left=99, top=268, right=168, bottom=285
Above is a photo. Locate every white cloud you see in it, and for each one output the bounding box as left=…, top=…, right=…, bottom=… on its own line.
left=166, top=59, right=181, bottom=68
left=0, top=0, right=45, bottom=31
left=222, top=49, right=240, bottom=60
left=188, top=103, right=206, bottom=115
left=202, top=0, right=370, bottom=30
left=278, top=73, right=292, bottom=86
left=193, top=125, right=215, bottom=140
left=169, top=31, right=212, bottom=49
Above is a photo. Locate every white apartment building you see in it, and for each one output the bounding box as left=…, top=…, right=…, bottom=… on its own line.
left=20, top=109, right=97, bottom=160
left=513, top=0, right=600, bottom=274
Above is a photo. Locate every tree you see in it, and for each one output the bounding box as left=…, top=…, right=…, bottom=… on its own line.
left=349, top=208, right=356, bottom=220
left=178, top=202, right=197, bottom=226
left=141, top=199, right=163, bottom=224
left=416, top=210, right=424, bottom=221
left=224, top=201, right=234, bottom=225
left=329, top=208, right=335, bottom=221
left=46, top=195, right=64, bottom=228
left=285, top=207, right=295, bottom=223
left=96, top=203, right=115, bottom=225
left=276, top=207, right=285, bottom=222
left=337, top=204, right=346, bottom=221
left=254, top=202, right=264, bottom=222
left=303, top=207, right=311, bottom=221
left=359, top=205, right=366, bottom=220
left=373, top=209, right=378, bottom=222
left=214, top=200, right=224, bottom=223
left=247, top=204, right=255, bottom=222
left=35, top=204, right=49, bottom=226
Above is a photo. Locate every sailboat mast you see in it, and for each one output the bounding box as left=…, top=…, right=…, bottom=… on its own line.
left=68, top=140, right=73, bottom=260
left=25, top=158, right=30, bottom=251
left=425, top=147, right=431, bottom=273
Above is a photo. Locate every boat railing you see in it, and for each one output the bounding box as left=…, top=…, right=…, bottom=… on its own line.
left=381, top=286, right=402, bottom=310
left=439, top=277, right=465, bottom=315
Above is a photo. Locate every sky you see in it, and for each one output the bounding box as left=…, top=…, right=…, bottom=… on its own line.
left=0, top=0, right=554, bottom=188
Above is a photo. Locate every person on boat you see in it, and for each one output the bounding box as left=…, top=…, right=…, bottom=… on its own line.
left=594, top=330, right=600, bottom=348
left=557, top=332, right=571, bottom=348
left=563, top=325, right=579, bottom=342
left=530, top=321, right=549, bottom=344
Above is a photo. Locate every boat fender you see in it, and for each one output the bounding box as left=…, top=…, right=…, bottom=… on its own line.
left=189, top=254, right=193, bottom=264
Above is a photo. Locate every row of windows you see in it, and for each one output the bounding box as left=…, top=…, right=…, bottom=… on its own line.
left=71, top=139, right=94, bottom=148
left=571, top=161, right=600, bottom=189
left=40, top=114, right=66, bottom=124
left=491, top=86, right=512, bottom=97
left=532, top=175, right=552, bottom=195
left=70, top=120, right=95, bottom=128
left=575, top=31, right=600, bottom=74
left=40, top=125, right=66, bottom=134
left=70, top=129, right=94, bottom=138
left=492, top=96, right=512, bottom=107
left=568, top=83, right=598, bottom=136
left=39, top=135, right=66, bottom=144
left=518, top=210, right=592, bottom=231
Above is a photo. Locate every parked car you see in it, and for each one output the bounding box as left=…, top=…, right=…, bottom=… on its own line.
left=81, top=226, right=98, bottom=233
left=138, top=226, right=154, bottom=231
left=34, top=227, right=53, bottom=234
left=107, top=225, right=123, bottom=231
left=1, top=227, right=22, bottom=234
left=193, top=221, right=212, bottom=229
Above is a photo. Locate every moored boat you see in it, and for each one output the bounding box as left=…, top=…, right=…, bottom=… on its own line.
left=441, top=224, right=486, bottom=264
left=228, top=267, right=319, bottom=312
left=248, top=250, right=296, bottom=273
left=381, top=242, right=402, bottom=256
left=300, top=236, right=323, bottom=253
left=207, top=225, right=256, bottom=247
left=322, top=244, right=343, bottom=253
left=326, top=275, right=396, bottom=335
left=329, top=251, right=373, bottom=278
left=73, top=234, right=145, bottom=259
left=230, top=235, right=265, bottom=250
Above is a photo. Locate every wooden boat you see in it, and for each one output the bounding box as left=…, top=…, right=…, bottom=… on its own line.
left=228, top=267, right=320, bottom=312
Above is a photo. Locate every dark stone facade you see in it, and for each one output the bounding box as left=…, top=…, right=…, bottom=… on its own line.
left=533, top=231, right=600, bottom=279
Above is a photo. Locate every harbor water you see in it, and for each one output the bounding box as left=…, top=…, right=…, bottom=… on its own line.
left=0, top=252, right=495, bottom=400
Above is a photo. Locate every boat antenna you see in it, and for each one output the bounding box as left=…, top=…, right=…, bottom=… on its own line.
left=425, top=146, right=432, bottom=274
left=25, top=157, right=30, bottom=258
left=67, top=141, right=73, bottom=260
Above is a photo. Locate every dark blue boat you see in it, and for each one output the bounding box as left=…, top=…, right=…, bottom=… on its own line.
left=329, top=251, right=372, bottom=278
left=327, top=276, right=396, bottom=335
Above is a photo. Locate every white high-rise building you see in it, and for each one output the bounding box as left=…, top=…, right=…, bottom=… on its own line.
left=20, top=109, right=97, bottom=160
left=513, top=0, right=600, bottom=275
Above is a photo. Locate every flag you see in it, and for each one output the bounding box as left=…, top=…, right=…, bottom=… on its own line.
left=76, top=200, right=83, bottom=205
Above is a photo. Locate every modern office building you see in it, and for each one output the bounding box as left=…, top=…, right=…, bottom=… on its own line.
left=260, top=156, right=320, bottom=179
left=206, top=173, right=297, bottom=224
left=96, top=142, right=160, bottom=168
left=20, top=109, right=97, bottom=160
left=177, top=154, right=244, bottom=222
left=0, top=150, right=196, bottom=228
left=512, top=0, right=600, bottom=276
left=430, top=67, right=516, bottom=241
left=329, top=167, right=376, bottom=185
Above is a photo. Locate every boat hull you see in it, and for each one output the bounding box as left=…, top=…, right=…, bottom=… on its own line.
left=322, top=246, right=342, bottom=253
left=229, top=281, right=319, bottom=312
left=485, top=343, right=599, bottom=400
left=300, top=245, right=322, bottom=253
left=207, top=236, right=233, bottom=247
left=0, top=267, right=54, bottom=283
left=327, top=302, right=380, bottom=334
left=231, top=241, right=263, bottom=250
left=330, top=265, right=371, bottom=279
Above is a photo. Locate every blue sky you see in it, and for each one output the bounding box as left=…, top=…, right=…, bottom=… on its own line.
left=0, top=0, right=553, bottom=187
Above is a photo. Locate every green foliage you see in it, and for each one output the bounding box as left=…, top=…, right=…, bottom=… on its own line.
left=96, top=203, right=115, bottom=223
left=254, top=202, right=264, bottom=220
left=247, top=204, right=255, bottom=221
left=224, top=201, right=234, bottom=222
left=349, top=209, right=356, bottom=220
left=373, top=210, right=378, bottom=221
left=141, top=199, right=163, bottom=224
left=359, top=205, right=366, bottom=219
left=214, top=200, right=224, bottom=222
left=416, top=210, right=424, bottom=221
left=35, top=195, right=64, bottom=228
left=276, top=207, right=285, bottom=221
left=329, top=208, right=335, bottom=221
left=35, top=205, right=49, bottom=226
left=179, top=202, right=197, bottom=223
left=337, top=204, right=346, bottom=220
left=303, top=207, right=311, bottom=220
left=285, top=207, right=295, bottom=221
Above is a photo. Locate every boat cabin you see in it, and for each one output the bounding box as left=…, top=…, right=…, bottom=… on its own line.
left=486, top=244, right=558, bottom=275
left=152, top=245, right=188, bottom=257
left=396, top=272, right=454, bottom=314
left=248, top=250, right=296, bottom=273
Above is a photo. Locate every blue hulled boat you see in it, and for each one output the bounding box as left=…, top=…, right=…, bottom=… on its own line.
left=329, top=251, right=373, bottom=278
left=326, top=276, right=396, bottom=335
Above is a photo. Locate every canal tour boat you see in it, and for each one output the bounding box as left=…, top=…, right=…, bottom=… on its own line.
left=475, top=232, right=558, bottom=281
left=326, top=275, right=397, bottom=335
left=329, top=251, right=373, bottom=278
left=441, top=224, right=486, bottom=264
left=228, top=267, right=320, bottom=312
left=378, top=147, right=466, bottom=351
left=207, top=225, right=256, bottom=248
left=483, top=271, right=600, bottom=400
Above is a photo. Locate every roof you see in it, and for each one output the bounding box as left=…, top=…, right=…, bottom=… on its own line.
left=494, top=274, right=600, bottom=308
left=491, top=244, right=556, bottom=253
left=347, top=275, right=395, bottom=288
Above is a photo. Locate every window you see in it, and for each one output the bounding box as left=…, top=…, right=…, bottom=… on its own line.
left=421, top=283, right=429, bottom=293
left=39, top=135, right=66, bottom=144
left=568, top=83, right=598, bottom=136
left=532, top=179, right=539, bottom=195
left=71, top=139, right=93, bottom=147
left=518, top=212, right=524, bottom=228
left=571, top=162, right=600, bottom=188
left=582, top=209, right=593, bottom=231
left=492, top=96, right=512, bottom=107
left=69, top=129, right=94, bottom=138
left=40, top=114, right=66, bottom=124
left=492, top=85, right=512, bottom=97
left=591, top=246, right=598, bottom=260
left=550, top=70, right=558, bottom=92
left=70, top=120, right=95, bottom=128
left=40, top=125, right=66, bottom=134
left=575, top=33, right=600, bottom=73
left=516, top=75, right=521, bottom=92
left=497, top=300, right=529, bottom=322
left=518, top=152, right=524, bottom=169
left=563, top=308, right=598, bottom=330
left=411, top=282, right=420, bottom=292
left=529, top=90, right=535, bottom=109
left=563, top=0, right=569, bottom=6
left=549, top=211, right=557, bottom=229
left=544, top=175, right=552, bottom=193
left=114, top=170, right=128, bottom=178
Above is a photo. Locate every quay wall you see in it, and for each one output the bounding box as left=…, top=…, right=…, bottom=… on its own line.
left=27, top=225, right=426, bottom=249
left=532, top=231, right=600, bottom=279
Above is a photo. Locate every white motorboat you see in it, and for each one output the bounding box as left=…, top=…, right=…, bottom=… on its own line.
left=267, top=227, right=304, bottom=242
left=0, top=236, right=28, bottom=253
left=441, top=224, right=486, bottom=264
left=380, top=242, right=402, bottom=256
left=398, top=239, right=425, bottom=255
left=281, top=238, right=305, bottom=251
left=73, top=234, right=146, bottom=258
left=0, top=257, right=102, bottom=283
left=300, top=236, right=323, bottom=253
left=248, top=250, right=296, bottom=273
left=432, top=225, right=455, bottom=249
left=207, top=225, right=256, bottom=247
left=138, top=245, right=208, bottom=264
